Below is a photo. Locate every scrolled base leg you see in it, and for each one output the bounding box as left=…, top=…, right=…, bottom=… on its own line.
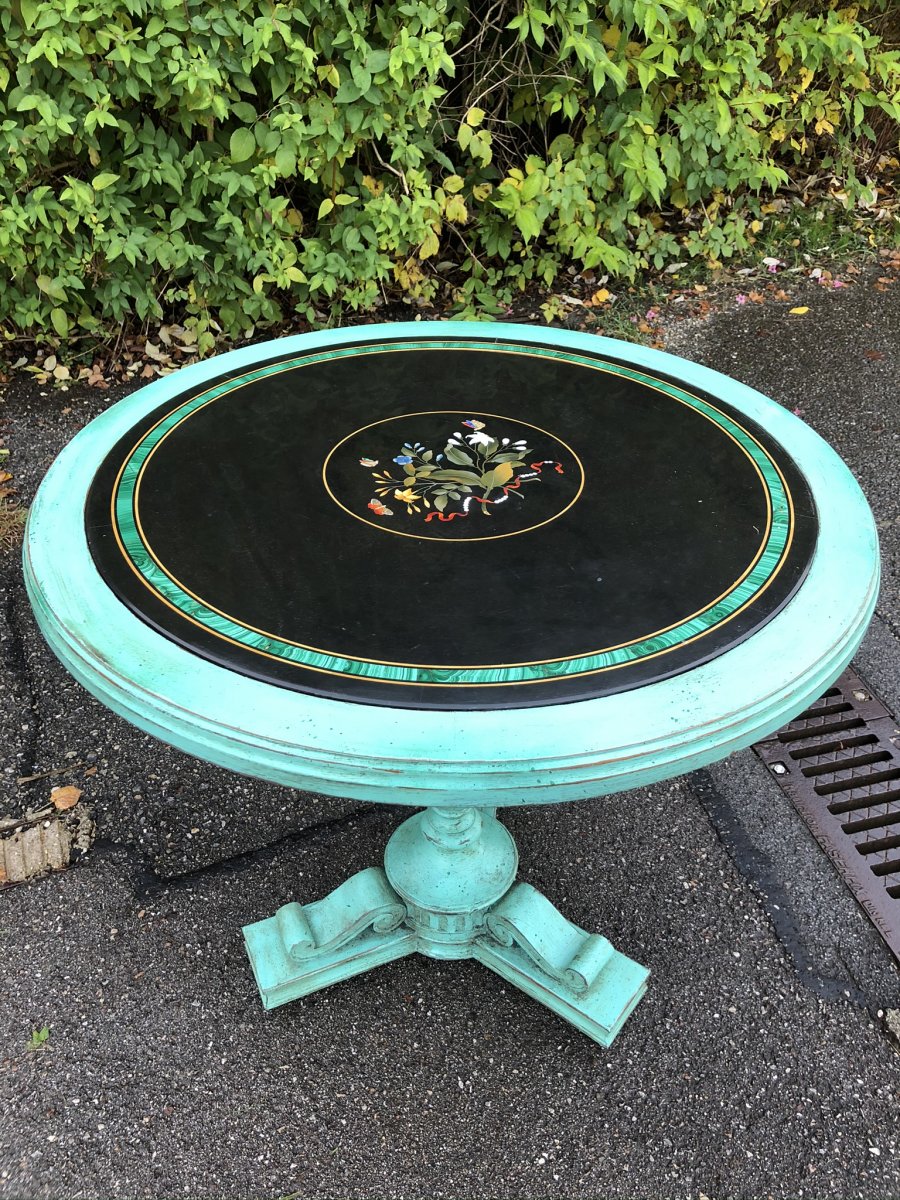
left=474, top=882, right=649, bottom=1047
left=243, top=808, right=648, bottom=1046
left=242, top=866, right=416, bottom=1009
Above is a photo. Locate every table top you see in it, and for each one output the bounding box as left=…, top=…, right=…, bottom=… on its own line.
left=83, top=332, right=817, bottom=710
left=24, top=324, right=878, bottom=806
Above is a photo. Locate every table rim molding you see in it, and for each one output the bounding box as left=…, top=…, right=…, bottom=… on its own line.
left=23, top=322, right=879, bottom=807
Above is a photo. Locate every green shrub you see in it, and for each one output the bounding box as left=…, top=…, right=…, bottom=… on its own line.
left=0, top=0, right=897, bottom=346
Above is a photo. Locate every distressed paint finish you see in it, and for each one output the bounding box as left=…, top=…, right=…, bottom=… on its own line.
left=23, top=324, right=878, bottom=807
left=23, top=323, right=879, bottom=1047
left=243, top=807, right=648, bottom=1047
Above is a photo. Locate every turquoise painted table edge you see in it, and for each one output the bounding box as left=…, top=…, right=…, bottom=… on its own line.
left=23, top=323, right=880, bottom=1048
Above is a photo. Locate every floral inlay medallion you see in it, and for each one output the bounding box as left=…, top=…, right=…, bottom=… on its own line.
left=360, top=418, right=565, bottom=526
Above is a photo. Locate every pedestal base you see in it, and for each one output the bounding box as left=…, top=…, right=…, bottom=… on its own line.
left=242, top=807, right=648, bottom=1048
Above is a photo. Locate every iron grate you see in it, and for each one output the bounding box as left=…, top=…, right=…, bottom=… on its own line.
left=754, top=666, right=900, bottom=960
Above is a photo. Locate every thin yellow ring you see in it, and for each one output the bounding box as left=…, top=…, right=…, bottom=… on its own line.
left=321, top=409, right=585, bottom=542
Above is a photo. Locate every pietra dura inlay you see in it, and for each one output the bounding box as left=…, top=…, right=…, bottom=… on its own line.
left=324, top=411, right=584, bottom=541
left=84, top=336, right=818, bottom=709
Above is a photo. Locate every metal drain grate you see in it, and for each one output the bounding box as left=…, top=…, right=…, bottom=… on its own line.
left=754, top=666, right=900, bottom=962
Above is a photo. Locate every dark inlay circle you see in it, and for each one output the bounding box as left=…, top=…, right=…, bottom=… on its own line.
left=84, top=336, right=818, bottom=709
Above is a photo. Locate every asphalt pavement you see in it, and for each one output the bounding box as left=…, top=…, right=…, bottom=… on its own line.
left=1, top=263, right=898, bottom=1200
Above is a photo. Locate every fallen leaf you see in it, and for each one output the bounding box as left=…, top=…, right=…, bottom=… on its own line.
left=0, top=471, right=11, bottom=484
left=83, top=766, right=98, bottom=777
left=864, top=349, right=884, bottom=361
left=51, top=785, right=82, bottom=811
left=789, top=306, right=809, bottom=315
left=590, top=288, right=611, bottom=305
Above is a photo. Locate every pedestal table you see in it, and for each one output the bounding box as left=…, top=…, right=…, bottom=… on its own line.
left=24, top=323, right=879, bottom=1046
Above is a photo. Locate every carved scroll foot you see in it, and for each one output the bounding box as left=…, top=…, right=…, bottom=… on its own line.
left=474, top=882, right=649, bottom=1047
left=242, top=866, right=416, bottom=1010
left=243, top=809, right=648, bottom=1046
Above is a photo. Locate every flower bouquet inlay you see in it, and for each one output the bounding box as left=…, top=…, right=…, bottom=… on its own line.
left=361, top=418, right=564, bottom=526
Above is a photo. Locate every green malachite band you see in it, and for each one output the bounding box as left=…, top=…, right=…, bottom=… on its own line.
left=113, top=339, right=793, bottom=687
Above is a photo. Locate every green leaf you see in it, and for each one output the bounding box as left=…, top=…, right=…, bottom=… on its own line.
left=275, top=145, right=295, bottom=176
left=465, top=107, right=485, bottom=127
left=50, top=308, right=69, bottom=337
left=317, top=198, right=334, bottom=219
left=35, top=274, right=65, bottom=301
left=444, top=445, right=474, bottom=466
left=350, top=64, right=371, bottom=93
left=91, top=172, right=119, bottom=190
left=514, top=207, right=541, bottom=241
left=548, top=133, right=574, bottom=159
left=444, top=174, right=465, bottom=193
left=367, top=49, right=390, bottom=74
left=229, top=128, right=256, bottom=163
left=334, top=80, right=363, bottom=103
left=333, top=193, right=355, bottom=205
left=27, top=1026, right=49, bottom=1051
left=19, top=0, right=39, bottom=28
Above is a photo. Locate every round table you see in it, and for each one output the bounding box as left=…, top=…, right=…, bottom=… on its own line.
left=23, top=323, right=879, bottom=1047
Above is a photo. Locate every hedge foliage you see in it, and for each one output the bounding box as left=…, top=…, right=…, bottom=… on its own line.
left=1, top=0, right=898, bottom=347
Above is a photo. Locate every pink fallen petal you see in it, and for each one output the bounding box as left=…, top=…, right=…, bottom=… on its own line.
left=736, top=294, right=747, bottom=305
left=833, top=280, right=846, bottom=288
left=645, top=308, right=659, bottom=321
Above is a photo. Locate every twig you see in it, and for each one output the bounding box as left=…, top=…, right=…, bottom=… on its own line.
left=17, top=761, right=85, bottom=785
left=372, top=147, right=410, bottom=195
